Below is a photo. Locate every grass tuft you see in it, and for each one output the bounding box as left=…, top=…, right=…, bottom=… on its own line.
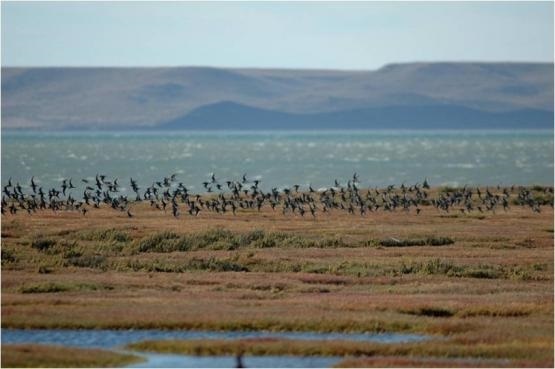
left=64, top=255, right=107, bottom=269
left=1, top=344, right=142, bottom=368
left=76, top=228, right=131, bottom=243
left=133, top=229, right=355, bottom=254
left=19, top=282, right=113, bottom=294
left=400, top=306, right=455, bottom=318
left=1, top=248, right=18, bottom=264
left=380, top=237, right=454, bottom=247
left=30, top=237, right=57, bottom=252
left=135, top=231, right=182, bottom=253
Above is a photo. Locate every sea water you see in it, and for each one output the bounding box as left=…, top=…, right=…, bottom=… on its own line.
left=2, top=130, right=553, bottom=192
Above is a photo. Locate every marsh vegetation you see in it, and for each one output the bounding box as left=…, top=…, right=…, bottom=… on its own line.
left=1, top=187, right=553, bottom=367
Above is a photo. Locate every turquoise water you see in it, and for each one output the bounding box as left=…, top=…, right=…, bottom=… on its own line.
left=2, top=130, right=553, bottom=192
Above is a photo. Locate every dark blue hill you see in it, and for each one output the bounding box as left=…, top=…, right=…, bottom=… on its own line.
left=162, top=101, right=554, bottom=130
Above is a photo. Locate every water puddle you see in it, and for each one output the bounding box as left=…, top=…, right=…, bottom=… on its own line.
left=1, top=329, right=427, bottom=348
left=1, top=329, right=429, bottom=368
left=128, top=353, right=341, bottom=368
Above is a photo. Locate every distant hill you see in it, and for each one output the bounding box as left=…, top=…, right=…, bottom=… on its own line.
left=2, top=63, right=553, bottom=130
left=163, top=101, right=553, bottom=130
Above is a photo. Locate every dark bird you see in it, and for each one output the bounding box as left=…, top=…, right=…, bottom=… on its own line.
left=30, top=177, right=37, bottom=193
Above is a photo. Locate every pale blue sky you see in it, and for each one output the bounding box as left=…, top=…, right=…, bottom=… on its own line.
left=2, top=1, right=553, bottom=69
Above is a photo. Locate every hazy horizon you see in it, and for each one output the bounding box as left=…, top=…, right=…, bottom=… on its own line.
left=2, top=2, right=553, bottom=69
left=2, top=2, right=553, bottom=130
left=3, top=63, right=553, bottom=130
left=2, top=60, right=553, bottom=70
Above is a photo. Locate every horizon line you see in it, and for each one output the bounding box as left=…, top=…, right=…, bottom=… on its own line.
left=2, top=60, right=554, bottom=72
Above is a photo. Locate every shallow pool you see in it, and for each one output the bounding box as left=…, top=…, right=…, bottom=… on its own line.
left=1, top=328, right=427, bottom=348
left=128, top=353, right=341, bottom=368
left=1, top=329, right=429, bottom=368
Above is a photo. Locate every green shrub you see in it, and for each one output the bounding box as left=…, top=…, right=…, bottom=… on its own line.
left=422, top=258, right=460, bottom=275
left=187, top=257, right=248, bottom=272
left=440, top=186, right=458, bottom=193
left=463, top=268, right=500, bottom=279
left=134, top=229, right=365, bottom=253
left=65, top=255, right=107, bottom=269
left=78, top=228, right=131, bottom=243
left=20, top=282, right=71, bottom=293
left=250, top=234, right=284, bottom=248
left=20, top=282, right=113, bottom=293
left=426, top=237, right=455, bottom=246
left=507, top=266, right=534, bottom=281
left=1, top=248, right=17, bottom=264
left=188, top=229, right=239, bottom=250
left=63, top=248, right=82, bottom=259
left=380, top=238, right=425, bottom=247
left=379, top=237, right=454, bottom=247
left=31, top=237, right=57, bottom=251
left=237, top=229, right=266, bottom=245
left=38, top=265, right=53, bottom=274
left=400, top=262, right=418, bottom=274
left=401, top=307, right=455, bottom=318
left=533, top=193, right=553, bottom=206
left=136, top=231, right=181, bottom=253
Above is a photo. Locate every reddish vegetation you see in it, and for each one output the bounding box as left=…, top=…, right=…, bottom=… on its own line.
left=1, top=192, right=553, bottom=367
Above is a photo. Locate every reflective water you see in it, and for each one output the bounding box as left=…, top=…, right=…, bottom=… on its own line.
left=1, top=328, right=427, bottom=349
left=2, top=130, right=553, bottom=193
left=1, top=328, right=428, bottom=368
left=128, top=353, right=341, bottom=368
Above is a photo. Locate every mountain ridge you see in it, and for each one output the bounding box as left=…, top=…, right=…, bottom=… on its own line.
left=161, top=100, right=553, bottom=130
left=2, top=62, right=553, bottom=129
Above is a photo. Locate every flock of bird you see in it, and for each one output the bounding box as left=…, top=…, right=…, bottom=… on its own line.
left=1, top=173, right=553, bottom=219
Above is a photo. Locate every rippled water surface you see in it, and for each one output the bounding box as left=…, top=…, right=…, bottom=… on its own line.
left=2, top=130, right=553, bottom=191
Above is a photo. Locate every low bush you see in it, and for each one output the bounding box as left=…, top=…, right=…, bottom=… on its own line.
left=1, top=248, right=17, bottom=264
left=134, top=229, right=347, bottom=253
left=37, top=265, right=53, bottom=274
left=187, top=257, right=249, bottom=272
left=426, top=237, right=455, bottom=246
left=136, top=231, right=181, bottom=253
left=459, top=305, right=532, bottom=318
left=20, top=282, right=71, bottom=293
left=31, top=237, right=57, bottom=252
left=78, top=228, right=131, bottom=243
left=20, top=281, right=114, bottom=294
left=379, top=237, right=454, bottom=247
left=400, top=307, right=455, bottom=318
left=380, top=238, right=425, bottom=247
left=463, top=268, right=500, bottom=279
left=65, top=255, right=107, bottom=269
left=440, top=186, right=458, bottom=193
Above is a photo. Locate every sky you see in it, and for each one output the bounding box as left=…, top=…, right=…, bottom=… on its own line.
left=1, top=1, right=553, bottom=70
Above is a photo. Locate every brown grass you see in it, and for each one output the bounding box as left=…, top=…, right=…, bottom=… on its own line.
left=1, top=344, right=142, bottom=368
left=126, top=337, right=553, bottom=365
left=334, top=356, right=549, bottom=368
left=1, top=191, right=553, bottom=367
